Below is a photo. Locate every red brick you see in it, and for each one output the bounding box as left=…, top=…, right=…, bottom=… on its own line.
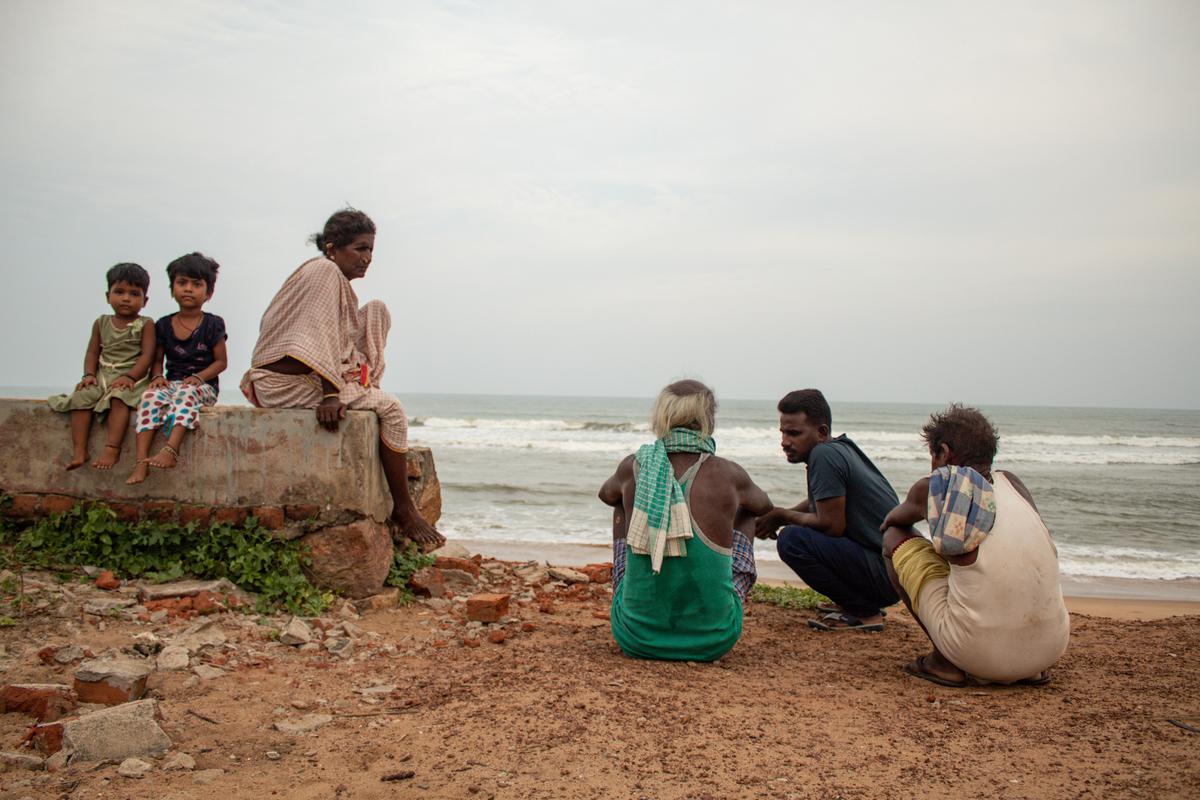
left=0, top=684, right=78, bottom=722
left=29, top=720, right=65, bottom=754
left=582, top=563, right=613, bottom=584
left=434, top=556, right=480, bottom=578
left=178, top=505, right=212, bottom=526
left=37, top=647, right=57, bottom=665
left=285, top=504, right=321, bottom=521
left=521, top=622, right=537, bottom=633
left=537, top=598, right=557, bottom=615
left=107, top=502, right=141, bottom=523
left=142, top=500, right=176, bottom=523
left=462, top=636, right=481, bottom=648
left=94, top=571, right=120, bottom=591
left=7, top=493, right=40, bottom=518
left=252, top=505, right=285, bottom=530
left=487, top=628, right=508, bottom=644
left=41, top=494, right=78, bottom=515
left=466, top=593, right=510, bottom=623
left=213, top=506, right=248, bottom=526
left=192, top=590, right=222, bottom=615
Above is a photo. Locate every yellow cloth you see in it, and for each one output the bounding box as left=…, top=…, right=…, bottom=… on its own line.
left=892, top=536, right=949, bottom=615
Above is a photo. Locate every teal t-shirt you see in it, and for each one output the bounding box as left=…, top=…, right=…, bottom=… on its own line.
left=806, top=435, right=898, bottom=552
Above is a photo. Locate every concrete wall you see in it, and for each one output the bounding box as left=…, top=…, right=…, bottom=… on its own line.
left=0, top=400, right=443, bottom=597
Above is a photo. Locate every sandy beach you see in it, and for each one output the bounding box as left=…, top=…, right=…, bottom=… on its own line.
left=2, top=547, right=1198, bottom=800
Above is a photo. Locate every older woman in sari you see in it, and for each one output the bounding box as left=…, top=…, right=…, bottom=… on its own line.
left=241, top=208, right=442, bottom=548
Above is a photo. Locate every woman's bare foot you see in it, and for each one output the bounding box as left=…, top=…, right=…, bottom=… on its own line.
left=126, top=460, right=151, bottom=485
left=146, top=445, right=179, bottom=470
left=92, top=444, right=121, bottom=470
left=390, top=510, right=445, bottom=550
left=66, top=450, right=89, bottom=471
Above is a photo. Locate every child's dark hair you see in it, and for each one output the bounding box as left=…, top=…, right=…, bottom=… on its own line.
left=921, top=404, right=999, bottom=472
left=310, top=208, right=376, bottom=254
left=106, top=263, right=150, bottom=292
left=777, top=388, right=832, bottom=428
left=166, top=252, right=220, bottom=292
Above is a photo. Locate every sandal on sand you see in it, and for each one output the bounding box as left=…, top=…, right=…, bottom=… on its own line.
left=807, top=611, right=885, bottom=633
left=816, top=602, right=887, bottom=617
left=1015, top=671, right=1052, bottom=686
left=904, top=655, right=967, bottom=688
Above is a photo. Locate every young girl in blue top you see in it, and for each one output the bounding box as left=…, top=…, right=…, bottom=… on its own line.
left=126, top=253, right=227, bottom=485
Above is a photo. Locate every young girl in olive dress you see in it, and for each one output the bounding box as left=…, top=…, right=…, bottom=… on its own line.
left=50, top=263, right=155, bottom=470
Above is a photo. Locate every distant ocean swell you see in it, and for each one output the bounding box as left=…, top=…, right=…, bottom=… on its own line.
left=412, top=417, right=1200, bottom=466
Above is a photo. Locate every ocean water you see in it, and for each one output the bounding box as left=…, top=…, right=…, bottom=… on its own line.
left=396, top=394, right=1200, bottom=588
left=10, top=386, right=1199, bottom=589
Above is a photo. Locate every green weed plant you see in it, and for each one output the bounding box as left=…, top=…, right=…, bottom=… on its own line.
left=386, top=541, right=435, bottom=605
left=0, top=500, right=330, bottom=615
left=749, top=583, right=829, bottom=610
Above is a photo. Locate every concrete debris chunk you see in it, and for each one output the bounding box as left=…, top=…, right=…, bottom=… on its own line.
left=441, top=568, right=479, bottom=594
left=0, top=750, right=45, bottom=770
left=60, top=699, right=172, bottom=763
left=118, top=757, right=152, bottom=778
left=325, top=638, right=354, bottom=658
left=163, top=752, right=196, bottom=771
left=428, top=542, right=471, bottom=560
left=273, top=713, right=333, bottom=734
left=136, top=578, right=246, bottom=602
left=548, top=566, right=590, bottom=584
left=81, top=597, right=137, bottom=615
left=156, top=645, right=190, bottom=671
left=174, top=619, right=227, bottom=653
left=73, top=657, right=154, bottom=705
left=278, top=617, right=313, bottom=646
left=192, top=665, right=226, bottom=681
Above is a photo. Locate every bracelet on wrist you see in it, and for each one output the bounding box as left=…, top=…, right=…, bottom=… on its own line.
left=322, top=392, right=340, bottom=399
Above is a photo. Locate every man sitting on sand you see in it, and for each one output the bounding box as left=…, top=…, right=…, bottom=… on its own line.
left=756, top=389, right=900, bottom=631
left=881, top=405, right=1069, bottom=686
left=599, top=380, right=773, bottom=661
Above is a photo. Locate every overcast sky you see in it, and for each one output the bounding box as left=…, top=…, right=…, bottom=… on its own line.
left=2, top=1, right=1197, bottom=408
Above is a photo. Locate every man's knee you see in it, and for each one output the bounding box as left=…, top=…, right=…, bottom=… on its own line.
left=776, top=526, right=821, bottom=565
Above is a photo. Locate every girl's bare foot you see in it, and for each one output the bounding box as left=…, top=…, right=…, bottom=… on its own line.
left=92, top=444, right=121, bottom=470
left=146, top=445, right=179, bottom=470
left=66, top=451, right=89, bottom=471
left=126, top=460, right=150, bottom=485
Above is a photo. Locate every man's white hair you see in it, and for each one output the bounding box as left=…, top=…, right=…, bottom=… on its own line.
left=650, top=379, right=717, bottom=439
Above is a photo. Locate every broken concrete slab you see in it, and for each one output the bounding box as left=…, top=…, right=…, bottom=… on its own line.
left=174, top=619, right=227, bottom=653
left=73, top=656, right=154, bottom=705
left=81, top=597, right=137, bottom=615
left=548, top=566, right=590, bottom=584
left=59, top=699, right=172, bottom=763
left=192, top=665, right=226, bottom=681
left=0, top=750, right=45, bottom=770
left=135, top=578, right=246, bottom=602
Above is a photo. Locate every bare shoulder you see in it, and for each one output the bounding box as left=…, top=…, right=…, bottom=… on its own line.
left=996, top=469, right=1039, bottom=512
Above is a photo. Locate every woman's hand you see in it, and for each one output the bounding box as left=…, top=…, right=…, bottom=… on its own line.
left=75, top=374, right=97, bottom=391
left=316, top=395, right=346, bottom=432
left=182, top=375, right=204, bottom=388
left=111, top=375, right=135, bottom=392
left=149, top=375, right=169, bottom=390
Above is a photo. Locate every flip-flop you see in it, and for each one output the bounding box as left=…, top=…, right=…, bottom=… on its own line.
left=807, top=612, right=885, bottom=633
left=815, top=602, right=887, bottom=617
left=903, top=655, right=967, bottom=688
left=1015, top=671, right=1052, bottom=686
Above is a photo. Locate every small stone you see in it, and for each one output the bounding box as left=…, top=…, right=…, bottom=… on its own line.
left=279, top=617, right=312, bottom=646
left=353, top=588, right=401, bottom=613
left=132, top=632, right=162, bottom=656
left=265, top=750, right=281, bottom=761
left=193, top=768, right=225, bottom=784
left=325, top=638, right=354, bottom=658
left=192, top=665, right=226, bottom=681
left=487, top=629, right=508, bottom=645
left=273, top=714, right=333, bottom=734
left=428, top=542, right=471, bottom=560
left=117, top=757, right=152, bottom=778
left=163, top=752, right=196, bottom=771
left=52, top=645, right=87, bottom=664
left=157, top=646, right=190, bottom=671
left=441, top=568, right=479, bottom=594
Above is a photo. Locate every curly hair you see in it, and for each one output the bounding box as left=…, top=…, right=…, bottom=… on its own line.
left=310, top=208, right=376, bottom=255
left=921, top=404, right=999, bottom=472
